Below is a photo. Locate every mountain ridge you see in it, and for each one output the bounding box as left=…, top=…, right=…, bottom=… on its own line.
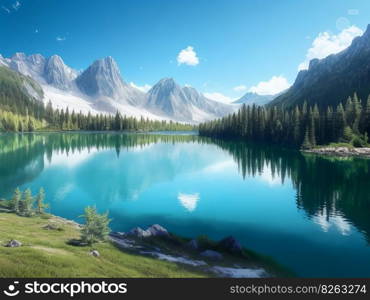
left=146, top=78, right=235, bottom=122
left=270, top=24, right=370, bottom=108
left=234, top=92, right=279, bottom=106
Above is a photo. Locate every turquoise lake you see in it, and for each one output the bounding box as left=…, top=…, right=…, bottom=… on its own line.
left=1, top=132, right=370, bottom=277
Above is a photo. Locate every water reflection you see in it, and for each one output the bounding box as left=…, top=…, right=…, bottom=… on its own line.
left=210, top=140, right=370, bottom=242
left=178, top=193, right=200, bottom=212
left=0, top=132, right=370, bottom=244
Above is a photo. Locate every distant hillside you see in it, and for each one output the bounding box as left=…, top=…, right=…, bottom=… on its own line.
left=270, top=24, right=370, bottom=108
left=0, top=65, right=44, bottom=115
left=234, top=92, right=280, bottom=106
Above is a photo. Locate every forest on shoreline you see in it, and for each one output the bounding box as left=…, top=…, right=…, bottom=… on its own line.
left=199, top=93, right=370, bottom=149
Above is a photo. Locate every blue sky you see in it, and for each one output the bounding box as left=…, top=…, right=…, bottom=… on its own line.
left=0, top=0, right=369, bottom=102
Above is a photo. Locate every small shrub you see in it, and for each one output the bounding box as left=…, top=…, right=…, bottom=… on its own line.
left=352, top=136, right=364, bottom=147
left=342, top=126, right=354, bottom=143
left=80, top=206, right=111, bottom=245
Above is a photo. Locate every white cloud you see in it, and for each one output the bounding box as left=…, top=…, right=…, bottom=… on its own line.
left=248, top=76, right=290, bottom=95
left=298, top=25, right=363, bottom=70
left=203, top=92, right=234, bottom=104
left=129, top=82, right=152, bottom=93
left=259, top=165, right=281, bottom=186
left=312, top=208, right=351, bottom=236
left=203, top=160, right=234, bottom=173
left=177, top=46, right=199, bottom=66
left=56, top=36, right=66, bottom=42
left=233, top=85, right=247, bottom=92
left=2, top=6, right=10, bottom=13
left=12, top=1, right=21, bottom=10
left=348, top=9, right=359, bottom=16
left=178, top=193, right=200, bottom=212
left=2, top=1, right=21, bottom=13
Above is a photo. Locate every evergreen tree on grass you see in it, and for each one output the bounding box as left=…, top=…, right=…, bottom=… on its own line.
left=80, top=206, right=111, bottom=245
left=342, top=126, right=354, bottom=143
left=10, top=188, right=21, bottom=214
left=21, top=188, right=35, bottom=217
left=36, top=187, right=48, bottom=214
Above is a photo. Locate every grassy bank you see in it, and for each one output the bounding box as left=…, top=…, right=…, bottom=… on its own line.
left=0, top=211, right=207, bottom=278
left=0, top=195, right=293, bottom=278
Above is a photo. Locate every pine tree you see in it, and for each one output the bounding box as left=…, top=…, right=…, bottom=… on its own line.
left=308, top=111, right=316, bottom=146
left=36, top=187, right=48, bottom=214
left=27, top=118, right=35, bottom=132
left=364, top=95, right=370, bottom=137
left=21, top=188, right=34, bottom=217
left=292, top=107, right=301, bottom=145
left=10, top=188, right=21, bottom=214
left=352, top=93, right=362, bottom=134
left=334, top=104, right=346, bottom=141
left=80, top=206, right=111, bottom=245
left=343, top=126, right=353, bottom=143
left=301, top=128, right=312, bottom=149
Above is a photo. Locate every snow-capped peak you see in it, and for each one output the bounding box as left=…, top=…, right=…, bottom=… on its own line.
left=146, top=78, right=235, bottom=122
left=44, top=55, right=78, bottom=90
left=76, top=56, right=125, bottom=98
left=11, top=52, right=27, bottom=60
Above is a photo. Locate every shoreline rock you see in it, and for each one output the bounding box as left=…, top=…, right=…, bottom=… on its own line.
left=200, top=250, right=223, bottom=260
left=126, top=224, right=170, bottom=239
left=5, top=240, right=22, bottom=247
left=109, top=224, right=272, bottom=278
left=218, top=236, right=243, bottom=254
left=303, top=146, right=370, bottom=158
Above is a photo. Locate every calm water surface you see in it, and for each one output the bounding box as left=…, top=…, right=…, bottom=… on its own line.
left=1, top=132, right=370, bottom=277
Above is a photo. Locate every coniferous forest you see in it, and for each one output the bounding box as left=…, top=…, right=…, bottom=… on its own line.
left=0, top=65, right=194, bottom=132
left=0, top=99, right=194, bottom=133
left=199, top=93, right=370, bottom=149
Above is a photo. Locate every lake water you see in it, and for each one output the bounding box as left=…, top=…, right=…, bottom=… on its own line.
left=1, top=132, right=370, bottom=277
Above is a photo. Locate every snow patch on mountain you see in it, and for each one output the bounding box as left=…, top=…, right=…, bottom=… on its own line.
left=42, top=85, right=167, bottom=120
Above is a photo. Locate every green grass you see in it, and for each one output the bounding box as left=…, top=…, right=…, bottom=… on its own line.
left=0, top=212, right=207, bottom=278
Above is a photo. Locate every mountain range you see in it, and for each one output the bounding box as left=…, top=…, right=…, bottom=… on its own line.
left=270, top=24, right=370, bottom=108
left=0, top=53, right=236, bottom=123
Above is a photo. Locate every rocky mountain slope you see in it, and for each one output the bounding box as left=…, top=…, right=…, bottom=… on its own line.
left=270, top=24, right=370, bottom=108
left=146, top=78, right=235, bottom=122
